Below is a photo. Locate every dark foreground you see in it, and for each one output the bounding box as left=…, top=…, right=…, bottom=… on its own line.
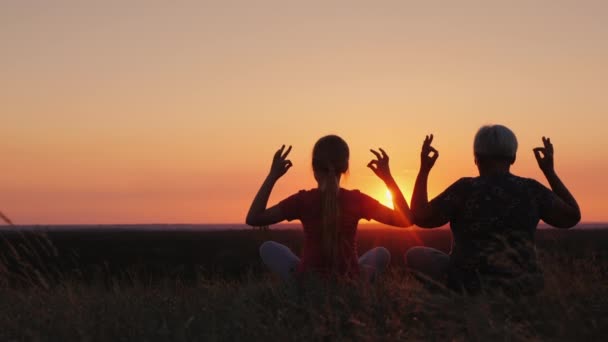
left=0, top=226, right=607, bottom=340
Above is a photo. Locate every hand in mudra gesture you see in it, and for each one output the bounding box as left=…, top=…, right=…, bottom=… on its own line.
left=269, top=145, right=293, bottom=179
left=533, top=137, right=554, bottom=174
left=420, top=134, right=438, bottom=173
left=368, top=148, right=393, bottom=182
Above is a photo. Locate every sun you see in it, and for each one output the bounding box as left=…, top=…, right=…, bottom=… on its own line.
left=384, top=190, right=394, bottom=209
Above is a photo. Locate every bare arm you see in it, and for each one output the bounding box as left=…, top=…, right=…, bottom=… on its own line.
left=367, top=148, right=413, bottom=227
left=245, top=145, right=293, bottom=227
left=411, top=135, right=449, bottom=228
left=534, top=137, right=581, bottom=228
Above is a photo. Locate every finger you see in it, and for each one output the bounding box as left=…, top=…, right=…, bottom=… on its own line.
left=274, top=145, right=285, bottom=159
left=423, top=134, right=434, bottom=149
left=533, top=148, right=544, bottom=160
left=281, top=145, right=292, bottom=159
left=379, top=148, right=388, bottom=160
left=426, top=147, right=438, bottom=157
left=369, top=149, right=382, bottom=160
left=422, top=135, right=430, bottom=147
left=285, top=160, right=293, bottom=170
left=430, top=149, right=439, bottom=161
left=542, top=137, right=553, bottom=154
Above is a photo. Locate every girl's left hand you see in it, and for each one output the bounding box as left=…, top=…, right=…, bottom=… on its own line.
left=269, top=145, right=293, bottom=180
left=368, top=148, right=393, bottom=181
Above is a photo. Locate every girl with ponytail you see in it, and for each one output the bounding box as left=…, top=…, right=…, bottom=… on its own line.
left=247, top=135, right=413, bottom=280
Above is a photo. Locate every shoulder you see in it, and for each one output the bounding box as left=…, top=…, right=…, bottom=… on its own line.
left=340, top=188, right=378, bottom=203
left=341, top=188, right=369, bottom=198
left=456, top=177, right=474, bottom=184
left=278, top=189, right=318, bottom=214
left=507, top=175, right=554, bottom=202
left=432, top=177, right=472, bottom=201
left=341, top=188, right=361, bottom=196
left=295, top=189, right=319, bottom=196
left=280, top=189, right=317, bottom=203
left=449, top=177, right=475, bottom=190
left=511, top=175, right=548, bottom=189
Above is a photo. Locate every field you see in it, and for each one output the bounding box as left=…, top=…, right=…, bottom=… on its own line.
left=0, top=226, right=607, bottom=341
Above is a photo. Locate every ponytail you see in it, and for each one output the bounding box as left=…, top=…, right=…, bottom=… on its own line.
left=312, top=135, right=349, bottom=274
left=320, top=167, right=340, bottom=271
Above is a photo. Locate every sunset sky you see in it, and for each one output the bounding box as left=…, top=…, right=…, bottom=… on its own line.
left=1, top=1, right=606, bottom=224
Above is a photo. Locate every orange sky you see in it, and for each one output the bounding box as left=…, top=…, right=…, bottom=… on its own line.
left=1, top=1, right=606, bottom=224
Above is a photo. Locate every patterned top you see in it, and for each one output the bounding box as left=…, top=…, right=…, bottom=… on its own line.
left=278, top=188, right=383, bottom=277
left=429, top=173, right=558, bottom=283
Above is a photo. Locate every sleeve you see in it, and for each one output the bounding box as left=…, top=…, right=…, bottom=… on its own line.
left=427, top=178, right=468, bottom=219
left=355, top=190, right=384, bottom=221
left=527, top=179, right=558, bottom=217
left=277, top=190, right=306, bottom=221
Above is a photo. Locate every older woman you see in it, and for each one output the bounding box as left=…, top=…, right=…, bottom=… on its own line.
left=407, top=125, right=580, bottom=295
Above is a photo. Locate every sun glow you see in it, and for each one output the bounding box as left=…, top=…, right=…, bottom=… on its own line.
left=384, top=190, right=394, bottom=209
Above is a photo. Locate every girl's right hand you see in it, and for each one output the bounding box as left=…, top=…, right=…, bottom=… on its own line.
left=420, top=134, right=438, bottom=173
left=368, top=148, right=393, bottom=182
left=269, top=145, right=293, bottom=180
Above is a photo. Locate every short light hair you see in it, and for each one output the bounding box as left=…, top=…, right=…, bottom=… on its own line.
left=473, top=125, right=518, bottom=161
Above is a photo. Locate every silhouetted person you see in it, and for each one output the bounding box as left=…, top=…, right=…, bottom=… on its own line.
left=247, top=135, right=413, bottom=281
left=407, top=125, right=581, bottom=295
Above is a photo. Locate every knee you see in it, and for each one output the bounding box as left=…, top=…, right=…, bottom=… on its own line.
left=259, top=240, right=279, bottom=259
left=376, top=247, right=391, bottom=266
left=404, top=246, right=427, bottom=269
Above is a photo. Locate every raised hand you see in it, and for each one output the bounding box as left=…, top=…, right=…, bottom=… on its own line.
left=368, top=148, right=393, bottom=182
left=420, top=134, right=438, bottom=172
left=533, top=137, right=554, bottom=174
left=269, top=145, right=293, bottom=179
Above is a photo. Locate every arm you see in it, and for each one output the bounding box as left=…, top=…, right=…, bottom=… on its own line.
left=534, top=137, right=581, bottom=228
left=411, top=135, right=449, bottom=228
left=245, top=145, right=293, bottom=227
left=367, top=148, right=413, bottom=227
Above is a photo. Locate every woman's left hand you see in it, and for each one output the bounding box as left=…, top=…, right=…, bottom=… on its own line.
left=368, top=148, right=393, bottom=181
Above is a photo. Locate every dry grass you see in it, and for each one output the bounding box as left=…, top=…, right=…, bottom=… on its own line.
left=0, top=228, right=606, bottom=341
left=0, top=253, right=606, bottom=341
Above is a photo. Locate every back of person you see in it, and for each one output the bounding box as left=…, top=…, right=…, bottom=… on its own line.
left=445, top=174, right=554, bottom=290
left=278, top=188, right=384, bottom=277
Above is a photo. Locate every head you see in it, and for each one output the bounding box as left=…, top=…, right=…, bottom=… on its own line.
left=473, top=124, right=518, bottom=175
left=312, top=135, right=349, bottom=270
left=312, top=135, right=350, bottom=190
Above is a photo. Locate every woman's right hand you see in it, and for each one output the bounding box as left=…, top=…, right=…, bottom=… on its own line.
left=269, top=145, right=293, bottom=180
left=420, top=134, right=438, bottom=173
left=533, top=137, right=555, bottom=174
